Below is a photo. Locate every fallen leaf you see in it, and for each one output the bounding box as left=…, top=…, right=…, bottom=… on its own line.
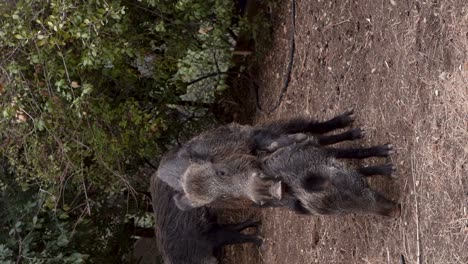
left=198, top=26, right=213, bottom=35
left=71, top=81, right=80, bottom=88
left=17, top=114, right=27, bottom=122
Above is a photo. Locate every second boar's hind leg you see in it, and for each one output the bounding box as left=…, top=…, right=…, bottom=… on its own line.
left=316, top=128, right=364, bottom=146
left=255, top=109, right=355, bottom=139
left=262, top=127, right=365, bottom=151
left=325, top=144, right=394, bottom=159
left=254, top=110, right=356, bottom=151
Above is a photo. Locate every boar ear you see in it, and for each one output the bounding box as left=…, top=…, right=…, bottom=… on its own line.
left=182, top=145, right=213, bottom=163
left=173, top=193, right=199, bottom=211
left=183, top=146, right=212, bottom=164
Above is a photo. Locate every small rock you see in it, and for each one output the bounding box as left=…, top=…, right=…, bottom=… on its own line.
left=17, top=114, right=27, bottom=122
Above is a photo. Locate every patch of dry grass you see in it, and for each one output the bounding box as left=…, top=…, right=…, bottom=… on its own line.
left=400, top=6, right=467, bottom=263
left=222, top=0, right=467, bottom=263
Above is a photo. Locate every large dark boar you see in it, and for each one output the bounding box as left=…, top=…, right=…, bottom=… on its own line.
left=150, top=174, right=262, bottom=264
left=176, top=129, right=365, bottom=210
left=179, top=136, right=400, bottom=217
left=156, top=110, right=361, bottom=208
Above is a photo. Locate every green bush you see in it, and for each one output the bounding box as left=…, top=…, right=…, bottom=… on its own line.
left=0, top=0, right=243, bottom=262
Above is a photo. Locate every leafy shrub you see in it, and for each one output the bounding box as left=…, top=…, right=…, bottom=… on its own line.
left=0, top=0, right=243, bottom=261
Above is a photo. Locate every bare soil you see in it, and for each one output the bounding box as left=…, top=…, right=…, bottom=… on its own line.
left=222, top=0, right=467, bottom=263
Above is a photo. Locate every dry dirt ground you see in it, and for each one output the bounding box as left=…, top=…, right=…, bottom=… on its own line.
left=222, top=0, right=467, bottom=263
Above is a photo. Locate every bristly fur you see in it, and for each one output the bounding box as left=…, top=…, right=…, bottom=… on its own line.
left=150, top=175, right=261, bottom=264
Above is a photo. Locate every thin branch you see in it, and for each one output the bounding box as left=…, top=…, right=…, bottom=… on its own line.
left=55, top=44, right=71, bottom=83
left=82, top=173, right=91, bottom=216
left=186, top=71, right=230, bottom=86
left=54, top=43, right=76, bottom=100
left=15, top=232, right=22, bottom=264
left=212, top=51, right=221, bottom=76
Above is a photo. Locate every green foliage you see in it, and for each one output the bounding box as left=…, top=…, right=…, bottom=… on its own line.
left=0, top=162, right=153, bottom=263
left=0, top=0, right=243, bottom=262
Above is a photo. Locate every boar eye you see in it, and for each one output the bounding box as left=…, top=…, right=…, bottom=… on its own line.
left=216, top=170, right=226, bottom=177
